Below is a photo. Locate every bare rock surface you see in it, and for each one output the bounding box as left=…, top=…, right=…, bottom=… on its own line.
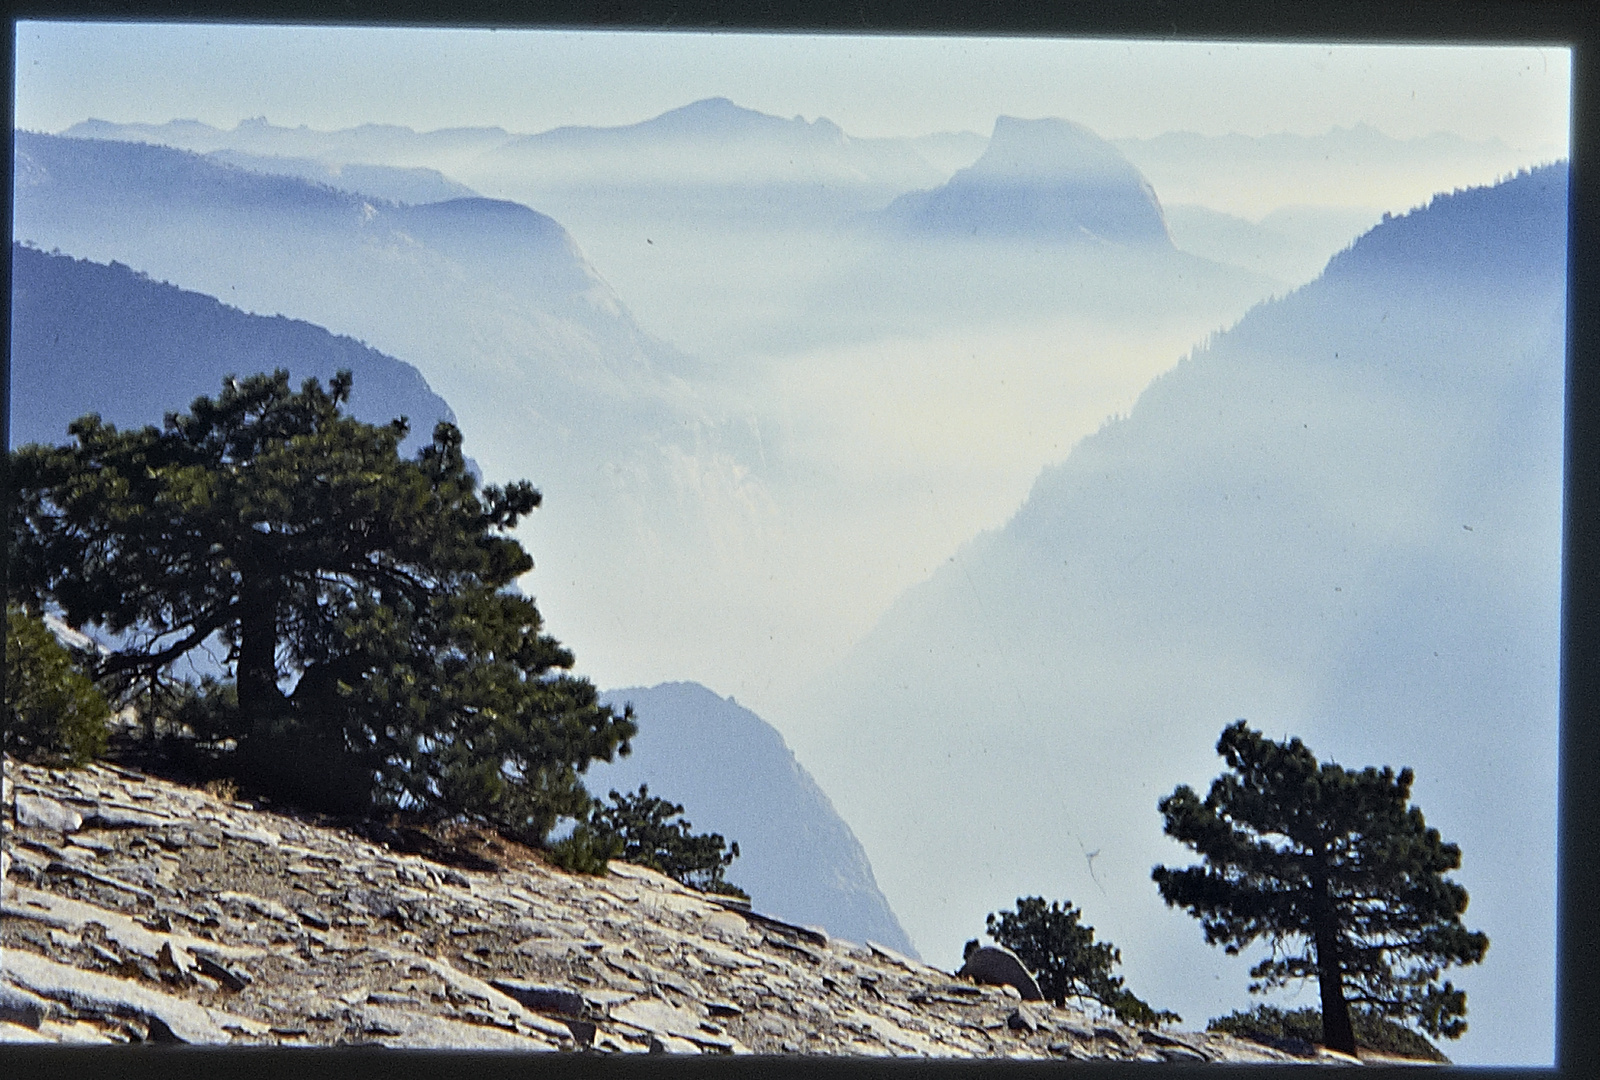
left=2, top=756, right=1347, bottom=1060
left=15, top=793, right=84, bottom=834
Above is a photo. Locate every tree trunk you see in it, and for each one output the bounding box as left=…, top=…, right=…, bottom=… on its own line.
left=1311, top=871, right=1357, bottom=1056
left=236, top=577, right=283, bottom=724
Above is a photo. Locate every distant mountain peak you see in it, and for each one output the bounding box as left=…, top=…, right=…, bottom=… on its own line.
left=483, top=99, right=942, bottom=199
left=874, top=115, right=1172, bottom=247
left=633, top=97, right=840, bottom=143
left=972, top=115, right=1148, bottom=185
left=64, top=117, right=222, bottom=142
left=679, top=95, right=741, bottom=113
left=663, top=97, right=773, bottom=122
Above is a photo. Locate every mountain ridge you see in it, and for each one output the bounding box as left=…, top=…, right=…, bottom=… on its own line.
left=530, top=97, right=849, bottom=146
left=11, top=129, right=688, bottom=411
left=61, top=116, right=515, bottom=167
left=8, top=243, right=459, bottom=458
left=474, top=97, right=947, bottom=206
left=201, top=148, right=479, bottom=205
left=588, top=682, right=918, bottom=958
left=790, top=163, right=1566, bottom=1065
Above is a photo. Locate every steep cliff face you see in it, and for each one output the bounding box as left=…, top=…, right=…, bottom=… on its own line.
left=3, top=757, right=1351, bottom=1061
left=876, top=116, right=1172, bottom=247
left=589, top=682, right=917, bottom=957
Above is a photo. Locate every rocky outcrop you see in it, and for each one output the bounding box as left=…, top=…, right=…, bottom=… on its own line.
left=2, top=757, right=1339, bottom=1060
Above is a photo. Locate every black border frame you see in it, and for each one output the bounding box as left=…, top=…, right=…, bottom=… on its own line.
left=3, top=2, right=1595, bottom=1077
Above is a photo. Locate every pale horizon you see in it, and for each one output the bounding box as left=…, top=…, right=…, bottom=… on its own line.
left=16, top=23, right=1571, bottom=153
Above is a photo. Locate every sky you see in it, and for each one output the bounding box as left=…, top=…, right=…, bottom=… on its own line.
left=14, top=22, right=1572, bottom=154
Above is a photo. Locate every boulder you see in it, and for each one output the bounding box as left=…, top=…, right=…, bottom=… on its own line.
left=957, top=944, right=1044, bottom=1000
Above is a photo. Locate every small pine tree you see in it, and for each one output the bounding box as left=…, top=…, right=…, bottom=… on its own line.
left=4, top=606, right=110, bottom=765
left=589, top=785, right=746, bottom=897
left=983, top=896, right=1178, bottom=1026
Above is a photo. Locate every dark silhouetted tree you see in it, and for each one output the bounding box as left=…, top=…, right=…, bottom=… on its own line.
left=1153, top=721, right=1488, bottom=1056
left=982, top=896, right=1178, bottom=1026
left=588, top=784, right=746, bottom=897
left=9, top=371, right=634, bottom=836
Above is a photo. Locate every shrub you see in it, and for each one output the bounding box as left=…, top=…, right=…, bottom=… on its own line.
left=4, top=606, right=110, bottom=765
left=546, top=819, right=625, bottom=875
left=1207, top=1004, right=1448, bottom=1062
left=588, top=785, right=747, bottom=897
left=201, top=777, right=240, bottom=803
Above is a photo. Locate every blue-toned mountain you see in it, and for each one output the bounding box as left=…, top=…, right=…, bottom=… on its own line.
left=9, top=244, right=458, bottom=456
left=10, top=129, right=779, bottom=711
left=8, top=130, right=730, bottom=521
left=62, top=116, right=514, bottom=170
left=478, top=97, right=944, bottom=204
left=587, top=682, right=918, bottom=958
left=202, top=149, right=479, bottom=205
left=876, top=116, right=1172, bottom=248
left=789, top=164, right=1567, bottom=1065
left=13, top=133, right=640, bottom=350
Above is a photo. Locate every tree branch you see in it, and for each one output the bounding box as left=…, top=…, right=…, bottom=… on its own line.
left=93, top=607, right=232, bottom=680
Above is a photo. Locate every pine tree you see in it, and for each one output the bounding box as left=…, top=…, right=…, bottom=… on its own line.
left=981, top=896, right=1178, bottom=1026
left=589, top=784, right=746, bottom=897
left=1152, top=721, right=1488, bottom=1056
left=9, top=371, right=634, bottom=834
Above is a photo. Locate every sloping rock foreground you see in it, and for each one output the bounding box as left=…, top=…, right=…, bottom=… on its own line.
left=5, top=757, right=1351, bottom=1062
